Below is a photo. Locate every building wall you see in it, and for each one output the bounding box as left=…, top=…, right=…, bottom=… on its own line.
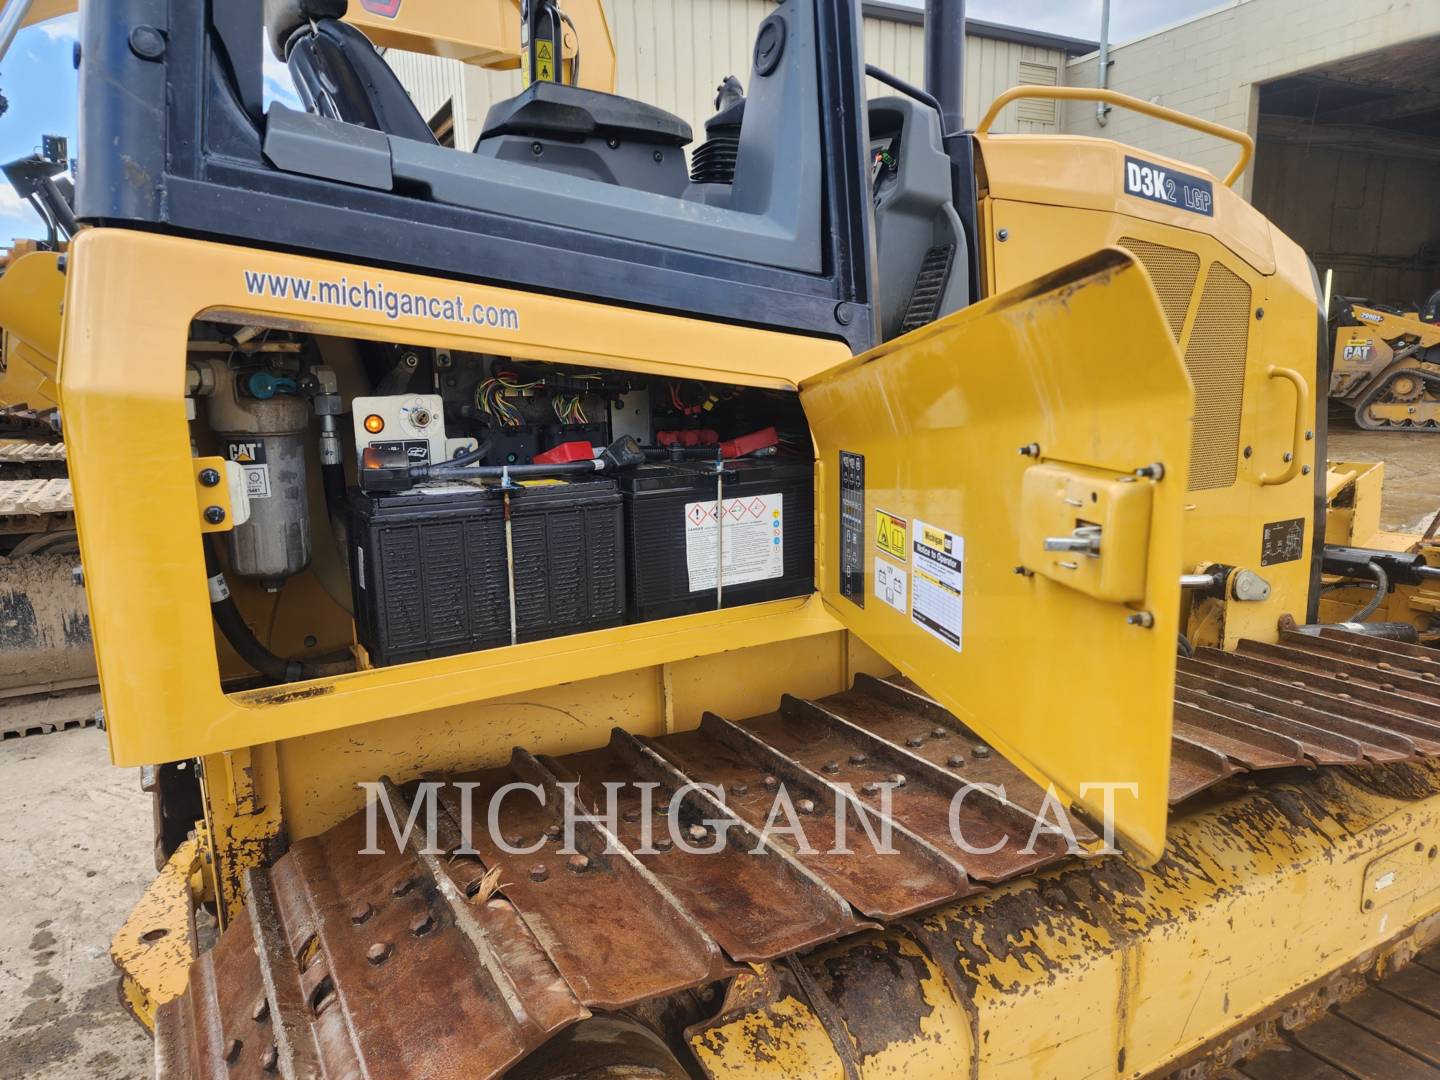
left=386, top=1, right=1072, bottom=151
left=1251, top=137, right=1440, bottom=303
left=1063, top=0, right=1440, bottom=197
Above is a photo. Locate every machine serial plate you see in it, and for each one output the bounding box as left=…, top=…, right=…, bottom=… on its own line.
left=839, top=451, right=865, bottom=606
left=1123, top=155, right=1214, bottom=217
left=1260, top=517, right=1306, bottom=566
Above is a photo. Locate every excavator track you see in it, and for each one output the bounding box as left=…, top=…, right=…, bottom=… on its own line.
left=1353, top=366, right=1440, bottom=432
left=155, top=629, right=1440, bottom=1079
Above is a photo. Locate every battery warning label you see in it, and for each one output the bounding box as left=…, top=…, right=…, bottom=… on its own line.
left=875, top=559, right=908, bottom=614
left=684, top=493, right=784, bottom=592
left=875, top=509, right=907, bottom=560
left=912, top=520, right=963, bottom=651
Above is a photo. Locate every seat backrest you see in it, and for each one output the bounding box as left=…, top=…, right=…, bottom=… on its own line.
left=265, top=0, right=437, bottom=145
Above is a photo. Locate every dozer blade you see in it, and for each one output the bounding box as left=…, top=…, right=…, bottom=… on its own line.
left=153, top=633, right=1440, bottom=1080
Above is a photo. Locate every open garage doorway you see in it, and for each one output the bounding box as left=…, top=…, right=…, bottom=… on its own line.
left=1252, top=36, right=1440, bottom=312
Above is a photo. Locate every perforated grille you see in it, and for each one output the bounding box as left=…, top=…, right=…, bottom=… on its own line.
left=1118, top=236, right=1200, bottom=341
left=1183, top=262, right=1251, bottom=491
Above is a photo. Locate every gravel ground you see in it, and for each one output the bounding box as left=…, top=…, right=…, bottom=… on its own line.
left=0, top=728, right=152, bottom=1079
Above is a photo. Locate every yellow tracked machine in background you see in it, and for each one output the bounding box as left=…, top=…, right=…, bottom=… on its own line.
left=18, top=0, right=1440, bottom=1076
left=1329, top=294, right=1440, bottom=431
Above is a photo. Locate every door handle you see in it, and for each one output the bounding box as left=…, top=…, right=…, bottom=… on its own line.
left=1258, top=365, right=1309, bottom=487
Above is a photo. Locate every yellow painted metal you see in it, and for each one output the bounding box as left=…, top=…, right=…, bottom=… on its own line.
left=58, top=229, right=849, bottom=769
left=1018, top=462, right=1153, bottom=603
left=801, top=249, right=1192, bottom=864
left=977, top=86, right=1255, bottom=186
left=690, top=762, right=1440, bottom=1080
left=110, top=837, right=204, bottom=1032
left=975, top=136, right=1322, bottom=648
left=0, top=250, right=65, bottom=409
left=1325, top=461, right=1386, bottom=547
left=200, top=742, right=284, bottom=924
left=192, top=456, right=234, bottom=535
left=14, top=1, right=616, bottom=92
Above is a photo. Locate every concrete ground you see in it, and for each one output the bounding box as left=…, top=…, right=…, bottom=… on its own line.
left=0, top=427, right=1433, bottom=1080
left=0, top=728, right=153, bottom=1079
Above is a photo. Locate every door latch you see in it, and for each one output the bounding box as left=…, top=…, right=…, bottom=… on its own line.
left=1043, top=525, right=1102, bottom=556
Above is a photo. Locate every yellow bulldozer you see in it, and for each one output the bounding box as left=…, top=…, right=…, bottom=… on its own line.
left=3, top=0, right=1440, bottom=1076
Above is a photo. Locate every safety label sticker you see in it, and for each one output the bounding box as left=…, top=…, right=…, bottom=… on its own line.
left=875, top=509, right=908, bottom=560
left=1260, top=517, right=1306, bottom=567
left=912, top=520, right=963, bottom=651
left=535, top=39, right=556, bottom=82
left=685, top=493, right=784, bottom=592
left=226, top=440, right=271, bottom=500
left=875, top=558, right=908, bottom=614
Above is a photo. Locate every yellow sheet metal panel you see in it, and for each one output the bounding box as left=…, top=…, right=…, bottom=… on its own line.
left=0, top=251, right=65, bottom=409
left=59, top=230, right=848, bottom=768
left=800, top=249, right=1192, bottom=864
left=978, top=142, right=1322, bottom=647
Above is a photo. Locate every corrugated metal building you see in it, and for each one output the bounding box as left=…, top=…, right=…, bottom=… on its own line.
left=387, top=0, right=1094, bottom=152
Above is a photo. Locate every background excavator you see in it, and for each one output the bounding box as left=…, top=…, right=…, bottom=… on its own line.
left=3, top=0, right=1440, bottom=1077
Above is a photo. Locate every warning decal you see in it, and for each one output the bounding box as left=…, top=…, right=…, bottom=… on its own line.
left=875, top=509, right=907, bottom=560
left=535, top=39, right=556, bottom=82
left=911, top=520, right=963, bottom=651
left=875, top=559, right=908, bottom=614
left=685, top=493, right=784, bottom=592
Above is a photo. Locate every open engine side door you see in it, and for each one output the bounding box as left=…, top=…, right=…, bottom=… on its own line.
left=801, top=248, right=1193, bottom=863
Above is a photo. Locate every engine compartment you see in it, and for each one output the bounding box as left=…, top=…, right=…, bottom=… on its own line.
left=185, top=320, right=817, bottom=684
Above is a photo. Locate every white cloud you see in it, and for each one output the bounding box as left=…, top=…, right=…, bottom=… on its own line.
left=35, top=13, right=79, bottom=43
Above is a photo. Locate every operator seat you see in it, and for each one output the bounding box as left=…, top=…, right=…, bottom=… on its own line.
left=264, top=0, right=438, bottom=145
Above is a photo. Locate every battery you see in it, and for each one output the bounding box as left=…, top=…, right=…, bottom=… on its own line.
left=620, top=458, right=814, bottom=622
left=349, top=478, right=625, bottom=666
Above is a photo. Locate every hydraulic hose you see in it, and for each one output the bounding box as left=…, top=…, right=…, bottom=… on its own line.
left=204, top=537, right=307, bottom=683
left=1320, top=560, right=1389, bottom=623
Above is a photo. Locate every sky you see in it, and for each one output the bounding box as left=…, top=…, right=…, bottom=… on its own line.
left=0, top=1, right=1221, bottom=241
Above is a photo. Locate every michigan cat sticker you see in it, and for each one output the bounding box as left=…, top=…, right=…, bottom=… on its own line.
left=1123, top=155, right=1214, bottom=216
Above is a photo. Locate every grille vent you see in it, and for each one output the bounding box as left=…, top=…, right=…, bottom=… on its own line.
left=1118, top=238, right=1250, bottom=492
left=1118, top=236, right=1199, bottom=341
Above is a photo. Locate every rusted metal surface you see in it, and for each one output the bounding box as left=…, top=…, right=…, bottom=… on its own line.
left=159, top=633, right=1440, bottom=1080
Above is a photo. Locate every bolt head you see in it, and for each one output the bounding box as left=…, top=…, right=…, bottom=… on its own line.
left=931, top=727, right=948, bottom=738
left=973, top=745, right=991, bottom=759
left=947, top=754, right=965, bottom=768
left=822, top=761, right=840, bottom=774
left=410, top=912, right=434, bottom=936
left=199, top=467, right=221, bottom=487
left=129, top=25, right=166, bottom=60
left=997, top=227, right=1010, bottom=241
left=252, top=995, right=270, bottom=1022
left=261, top=1045, right=278, bottom=1073
left=203, top=505, right=226, bottom=525
left=890, top=773, right=907, bottom=787
left=906, top=736, right=925, bottom=748
left=567, top=854, right=591, bottom=873
left=223, top=1038, right=243, bottom=1063
left=530, top=864, right=549, bottom=882
left=367, top=942, right=392, bottom=965
left=687, top=824, right=709, bottom=841
left=350, top=902, right=373, bottom=925
left=848, top=753, right=868, bottom=766
left=653, top=836, right=673, bottom=851
left=762, top=774, right=778, bottom=789
left=730, top=781, right=749, bottom=796
left=544, top=824, right=562, bottom=841
left=861, top=782, right=881, bottom=795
